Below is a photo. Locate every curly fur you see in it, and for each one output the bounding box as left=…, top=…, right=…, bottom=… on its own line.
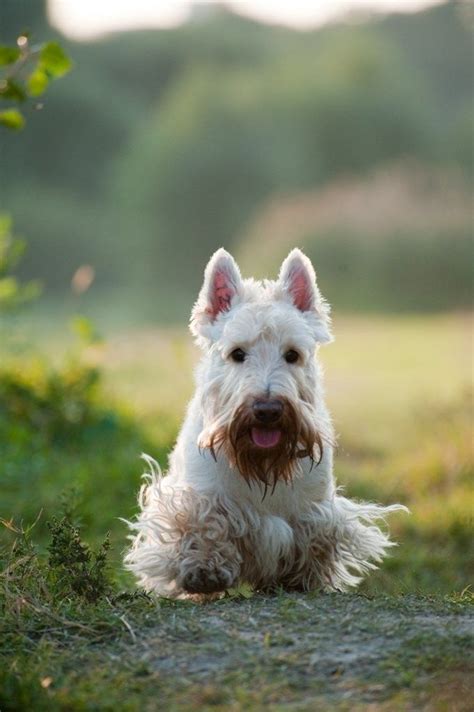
left=124, top=249, right=407, bottom=598
left=124, top=456, right=404, bottom=596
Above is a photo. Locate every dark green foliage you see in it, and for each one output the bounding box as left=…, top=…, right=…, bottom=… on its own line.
left=0, top=515, right=155, bottom=711
left=0, top=362, right=109, bottom=446
left=0, top=672, right=52, bottom=712
left=0, top=46, right=21, bottom=65
left=47, top=514, right=111, bottom=603
left=0, top=108, right=24, bottom=129
left=0, top=34, right=72, bottom=130
left=0, top=356, right=159, bottom=554
left=0, top=510, right=154, bottom=644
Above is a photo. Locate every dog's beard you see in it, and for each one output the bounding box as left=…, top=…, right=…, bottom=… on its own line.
left=203, top=397, right=323, bottom=491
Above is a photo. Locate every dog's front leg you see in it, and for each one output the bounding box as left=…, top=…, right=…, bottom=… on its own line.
left=125, top=480, right=242, bottom=596
left=176, top=526, right=241, bottom=595
left=174, top=490, right=244, bottom=595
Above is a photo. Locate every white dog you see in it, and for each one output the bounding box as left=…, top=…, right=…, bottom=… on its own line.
left=125, top=248, right=406, bottom=597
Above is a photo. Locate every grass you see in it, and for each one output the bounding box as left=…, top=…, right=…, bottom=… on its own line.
left=1, top=519, right=472, bottom=710
left=0, top=310, right=473, bottom=709
left=1, top=311, right=472, bottom=589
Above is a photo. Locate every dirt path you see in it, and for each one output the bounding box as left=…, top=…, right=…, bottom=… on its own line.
left=122, top=592, right=473, bottom=710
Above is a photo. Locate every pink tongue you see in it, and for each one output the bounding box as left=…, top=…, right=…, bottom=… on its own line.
left=251, top=428, right=282, bottom=448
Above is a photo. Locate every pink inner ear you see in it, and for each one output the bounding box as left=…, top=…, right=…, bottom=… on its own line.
left=288, top=267, right=313, bottom=312
left=209, top=269, right=236, bottom=318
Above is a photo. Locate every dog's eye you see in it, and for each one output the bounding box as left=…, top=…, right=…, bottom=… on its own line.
left=230, top=348, right=246, bottom=363
left=284, top=349, right=299, bottom=364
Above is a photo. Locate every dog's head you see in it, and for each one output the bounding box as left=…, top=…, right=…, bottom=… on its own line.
left=190, top=248, right=333, bottom=488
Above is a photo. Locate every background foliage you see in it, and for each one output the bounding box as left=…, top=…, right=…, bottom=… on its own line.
left=0, top=0, right=472, bottom=317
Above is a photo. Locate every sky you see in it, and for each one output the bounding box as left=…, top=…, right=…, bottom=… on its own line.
left=48, top=0, right=445, bottom=40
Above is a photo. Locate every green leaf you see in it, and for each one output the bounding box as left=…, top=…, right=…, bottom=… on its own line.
left=0, top=109, right=25, bottom=130
left=26, top=68, right=49, bottom=97
left=0, top=46, right=20, bottom=66
left=0, top=79, right=27, bottom=102
left=39, top=42, right=72, bottom=78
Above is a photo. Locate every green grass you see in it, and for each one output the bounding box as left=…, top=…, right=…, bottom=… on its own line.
left=1, top=311, right=472, bottom=591
left=0, top=310, right=472, bottom=710
left=1, top=520, right=472, bottom=711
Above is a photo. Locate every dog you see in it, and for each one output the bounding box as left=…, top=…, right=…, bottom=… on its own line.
left=124, top=248, right=406, bottom=597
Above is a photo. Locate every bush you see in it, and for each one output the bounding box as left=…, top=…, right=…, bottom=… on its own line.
left=0, top=361, right=103, bottom=445
left=0, top=354, right=161, bottom=552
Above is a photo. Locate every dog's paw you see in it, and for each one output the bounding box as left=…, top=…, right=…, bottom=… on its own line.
left=181, top=566, right=235, bottom=594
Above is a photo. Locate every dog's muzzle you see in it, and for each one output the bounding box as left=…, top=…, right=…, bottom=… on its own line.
left=251, top=398, right=283, bottom=449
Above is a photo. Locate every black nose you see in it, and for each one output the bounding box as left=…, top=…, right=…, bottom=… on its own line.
left=252, top=399, right=283, bottom=424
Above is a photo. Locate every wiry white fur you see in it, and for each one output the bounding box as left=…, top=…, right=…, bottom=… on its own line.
left=124, top=249, right=407, bottom=597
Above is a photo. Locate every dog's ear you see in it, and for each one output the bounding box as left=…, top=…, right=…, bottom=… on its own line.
left=278, top=249, right=332, bottom=343
left=190, top=248, right=242, bottom=341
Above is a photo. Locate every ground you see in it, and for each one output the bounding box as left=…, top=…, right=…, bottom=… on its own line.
left=2, top=587, right=473, bottom=711
left=128, top=592, right=473, bottom=711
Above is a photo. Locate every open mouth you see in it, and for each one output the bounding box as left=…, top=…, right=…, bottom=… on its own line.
left=250, top=427, right=282, bottom=449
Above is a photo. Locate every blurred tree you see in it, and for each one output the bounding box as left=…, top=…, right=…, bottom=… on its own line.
left=110, top=28, right=435, bottom=304
left=450, top=102, right=474, bottom=179
left=0, top=2, right=471, bottom=311
left=377, top=1, right=473, bottom=124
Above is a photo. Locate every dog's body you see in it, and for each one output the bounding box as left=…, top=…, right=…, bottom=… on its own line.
left=125, top=249, right=405, bottom=597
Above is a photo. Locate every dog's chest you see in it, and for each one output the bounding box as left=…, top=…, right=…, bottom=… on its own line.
left=217, top=455, right=333, bottom=518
